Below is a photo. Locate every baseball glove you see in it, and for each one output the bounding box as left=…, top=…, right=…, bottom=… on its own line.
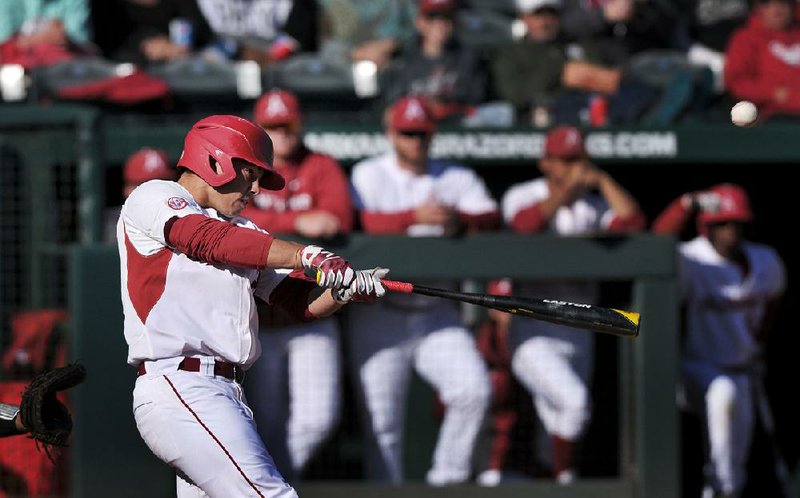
left=20, top=363, right=87, bottom=457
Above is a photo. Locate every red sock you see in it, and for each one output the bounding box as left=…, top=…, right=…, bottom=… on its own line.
left=552, top=435, right=576, bottom=477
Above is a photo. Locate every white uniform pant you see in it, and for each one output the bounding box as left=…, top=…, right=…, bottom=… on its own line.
left=346, top=301, right=491, bottom=483
left=133, top=359, right=297, bottom=498
left=245, top=319, right=341, bottom=479
left=682, top=360, right=754, bottom=496
left=509, top=318, right=593, bottom=440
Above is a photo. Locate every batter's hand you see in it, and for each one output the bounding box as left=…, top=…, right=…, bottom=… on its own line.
left=334, top=268, right=390, bottom=303
left=300, top=245, right=355, bottom=289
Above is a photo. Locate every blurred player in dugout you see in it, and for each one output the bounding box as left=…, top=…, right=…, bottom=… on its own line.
left=104, top=147, right=176, bottom=243
left=348, top=96, right=500, bottom=485
left=653, top=184, right=786, bottom=498
left=501, top=126, right=645, bottom=484
left=241, top=88, right=353, bottom=481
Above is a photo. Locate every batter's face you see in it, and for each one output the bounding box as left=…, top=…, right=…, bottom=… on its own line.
left=263, top=123, right=301, bottom=161
left=209, top=159, right=264, bottom=217
left=390, top=128, right=433, bottom=166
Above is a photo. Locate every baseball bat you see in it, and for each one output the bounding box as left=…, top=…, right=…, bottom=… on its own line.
left=381, top=279, right=640, bottom=338
left=308, top=269, right=639, bottom=337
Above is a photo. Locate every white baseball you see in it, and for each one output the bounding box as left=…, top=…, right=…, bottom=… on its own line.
left=731, top=101, right=758, bottom=127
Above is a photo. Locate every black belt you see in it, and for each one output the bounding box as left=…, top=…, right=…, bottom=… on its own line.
left=137, top=358, right=244, bottom=383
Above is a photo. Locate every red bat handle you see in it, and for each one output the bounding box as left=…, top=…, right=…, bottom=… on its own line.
left=382, top=279, right=414, bottom=293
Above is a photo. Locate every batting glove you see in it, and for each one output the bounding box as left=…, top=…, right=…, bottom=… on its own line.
left=300, top=245, right=355, bottom=290
left=334, top=268, right=390, bottom=304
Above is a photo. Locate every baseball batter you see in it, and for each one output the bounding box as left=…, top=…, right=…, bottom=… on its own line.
left=348, top=96, right=499, bottom=485
left=241, top=89, right=353, bottom=479
left=653, top=184, right=786, bottom=497
left=118, top=115, right=387, bottom=498
left=501, top=126, right=645, bottom=484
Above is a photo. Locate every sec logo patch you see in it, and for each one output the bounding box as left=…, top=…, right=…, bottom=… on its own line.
left=167, top=197, right=188, bottom=210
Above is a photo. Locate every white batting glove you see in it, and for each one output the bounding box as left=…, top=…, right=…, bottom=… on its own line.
left=300, top=245, right=355, bottom=290
left=333, top=268, right=390, bottom=304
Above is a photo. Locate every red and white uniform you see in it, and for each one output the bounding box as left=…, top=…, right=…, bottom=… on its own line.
left=240, top=148, right=352, bottom=479
left=348, top=152, right=496, bottom=484
left=502, top=178, right=625, bottom=442
left=678, top=236, right=786, bottom=496
left=241, top=149, right=353, bottom=234
left=119, top=179, right=303, bottom=498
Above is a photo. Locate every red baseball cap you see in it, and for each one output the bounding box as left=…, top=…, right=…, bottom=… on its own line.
left=420, top=0, right=458, bottom=14
left=253, top=89, right=302, bottom=128
left=544, top=126, right=586, bottom=158
left=124, top=148, right=174, bottom=184
left=389, top=97, right=436, bottom=133
left=487, top=278, right=513, bottom=296
left=698, top=183, right=753, bottom=227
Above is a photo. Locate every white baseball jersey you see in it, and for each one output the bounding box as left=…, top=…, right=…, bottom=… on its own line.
left=118, top=180, right=290, bottom=368
left=502, top=177, right=609, bottom=304
left=352, top=152, right=498, bottom=307
left=679, top=236, right=786, bottom=368
left=351, top=151, right=498, bottom=237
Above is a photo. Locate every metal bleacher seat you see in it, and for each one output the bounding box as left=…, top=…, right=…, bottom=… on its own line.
left=33, top=57, right=126, bottom=97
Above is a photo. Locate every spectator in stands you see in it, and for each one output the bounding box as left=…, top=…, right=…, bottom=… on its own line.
left=194, top=0, right=318, bottom=64
left=383, top=0, right=487, bottom=121
left=492, top=0, right=632, bottom=125
left=725, top=0, right=800, bottom=120
left=676, top=0, right=749, bottom=92
left=652, top=184, right=786, bottom=497
left=500, top=126, right=644, bottom=485
left=92, top=0, right=213, bottom=65
left=318, top=0, right=417, bottom=69
left=0, top=0, right=91, bottom=47
left=241, top=88, right=352, bottom=480
left=104, top=148, right=176, bottom=243
left=347, top=96, right=498, bottom=485
left=560, top=0, right=679, bottom=65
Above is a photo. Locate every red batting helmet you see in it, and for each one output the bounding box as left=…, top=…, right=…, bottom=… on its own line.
left=177, top=115, right=285, bottom=190
left=697, top=183, right=753, bottom=227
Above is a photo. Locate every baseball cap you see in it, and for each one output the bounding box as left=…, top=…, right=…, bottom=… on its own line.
left=253, top=89, right=302, bottom=128
left=388, top=97, right=436, bottom=133
left=698, top=183, right=753, bottom=227
left=516, top=0, right=562, bottom=13
left=420, top=0, right=458, bottom=14
left=544, top=126, right=586, bottom=158
left=487, top=278, right=513, bottom=296
left=124, top=148, right=174, bottom=184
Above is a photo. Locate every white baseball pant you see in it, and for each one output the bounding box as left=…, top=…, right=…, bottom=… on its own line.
left=133, top=359, right=297, bottom=498
left=245, top=319, right=341, bottom=479
left=347, top=301, right=491, bottom=484
left=509, top=319, right=593, bottom=440
left=682, top=359, right=754, bottom=496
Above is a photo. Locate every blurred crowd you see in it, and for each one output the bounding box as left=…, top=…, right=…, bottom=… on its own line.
left=1, top=0, right=800, bottom=124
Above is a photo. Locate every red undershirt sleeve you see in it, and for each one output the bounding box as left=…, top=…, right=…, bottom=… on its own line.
left=360, top=210, right=416, bottom=233
left=510, top=203, right=548, bottom=233
left=164, top=214, right=275, bottom=270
